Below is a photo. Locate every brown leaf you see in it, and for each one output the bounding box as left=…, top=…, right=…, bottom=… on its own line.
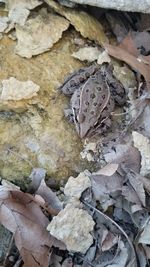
left=118, top=32, right=139, bottom=57
left=92, top=163, right=119, bottom=176
left=36, top=179, right=62, bottom=214
left=122, top=185, right=141, bottom=205
left=91, top=165, right=123, bottom=210
left=103, top=141, right=141, bottom=173
left=29, top=168, right=62, bottom=215
left=0, top=186, right=55, bottom=267
left=127, top=171, right=146, bottom=207
left=101, top=229, right=118, bottom=251
left=105, top=35, right=150, bottom=90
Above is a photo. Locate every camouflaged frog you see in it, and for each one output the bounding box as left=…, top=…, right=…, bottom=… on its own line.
left=59, top=64, right=126, bottom=138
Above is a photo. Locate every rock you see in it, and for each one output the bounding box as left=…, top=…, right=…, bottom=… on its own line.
left=80, top=141, right=98, bottom=162
left=47, top=204, right=95, bottom=253
left=0, top=16, right=9, bottom=32
left=15, top=9, right=70, bottom=58
left=58, top=0, right=76, bottom=7
left=72, top=47, right=100, bottom=62
left=45, top=0, right=108, bottom=46
left=64, top=170, right=91, bottom=198
left=64, top=0, right=150, bottom=13
left=97, top=50, right=111, bottom=65
left=0, top=77, right=40, bottom=100
left=0, top=32, right=85, bottom=181
left=6, top=0, right=42, bottom=26
left=113, top=64, right=137, bottom=90
left=132, top=131, right=150, bottom=177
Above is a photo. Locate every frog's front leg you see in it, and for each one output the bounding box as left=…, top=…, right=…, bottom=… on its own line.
left=64, top=108, right=74, bottom=123
left=90, top=117, right=112, bottom=137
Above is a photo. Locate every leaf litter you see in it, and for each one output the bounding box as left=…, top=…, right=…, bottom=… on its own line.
left=0, top=2, right=150, bottom=267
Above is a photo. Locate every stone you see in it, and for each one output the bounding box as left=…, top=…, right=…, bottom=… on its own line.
left=64, top=0, right=150, bottom=13
left=0, top=32, right=85, bottom=181
left=64, top=170, right=91, bottom=198
left=0, top=16, right=9, bottom=32
left=132, top=131, right=150, bottom=177
left=45, top=0, right=108, bottom=46
left=97, top=50, right=111, bottom=65
left=72, top=47, right=100, bottom=62
left=15, top=9, right=70, bottom=58
left=0, top=77, right=40, bottom=100
left=6, top=0, right=42, bottom=26
left=47, top=204, right=95, bottom=253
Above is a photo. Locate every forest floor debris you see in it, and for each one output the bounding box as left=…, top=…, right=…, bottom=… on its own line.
left=0, top=1, right=150, bottom=267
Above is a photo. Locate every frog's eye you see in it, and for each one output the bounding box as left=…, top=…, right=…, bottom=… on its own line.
left=85, top=72, right=90, bottom=78
left=97, top=87, right=101, bottom=91
left=79, top=76, right=85, bottom=83
left=85, top=101, right=89, bottom=105
left=70, top=80, right=76, bottom=87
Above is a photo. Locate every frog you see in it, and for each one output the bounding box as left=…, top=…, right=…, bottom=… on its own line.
left=59, top=64, right=126, bottom=138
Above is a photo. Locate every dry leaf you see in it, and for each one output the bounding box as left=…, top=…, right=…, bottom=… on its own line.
left=0, top=187, right=54, bottom=267
left=103, top=141, right=141, bottom=173
left=83, top=202, right=137, bottom=267
left=122, top=185, right=141, bottom=206
left=138, top=219, right=150, bottom=245
left=36, top=179, right=63, bottom=215
left=29, top=168, right=63, bottom=215
left=92, top=164, right=119, bottom=176
left=126, top=170, right=146, bottom=207
left=105, top=34, right=150, bottom=90
left=91, top=166, right=123, bottom=210
left=101, top=229, right=118, bottom=252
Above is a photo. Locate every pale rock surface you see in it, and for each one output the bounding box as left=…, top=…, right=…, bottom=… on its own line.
left=0, top=32, right=84, bottom=181
left=80, top=141, right=97, bottom=162
left=15, top=9, right=69, bottom=58
left=97, top=50, right=111, bottom=65
left=72, top=47, right=100, bottom=62
left=45, top=0, right=108, bottom=45
left=0, top=77, right=40, bottom=100
left=132, top=131, right=150, bottom=176
left=47, top=204, right=95, bottom=253
left=6, top=0, right=42, bottom=26
left=66, top=0, right=150, bottom=13
left=0, top=16, right=9, bottom=32
left=64, top=170, right=91, bottom=198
